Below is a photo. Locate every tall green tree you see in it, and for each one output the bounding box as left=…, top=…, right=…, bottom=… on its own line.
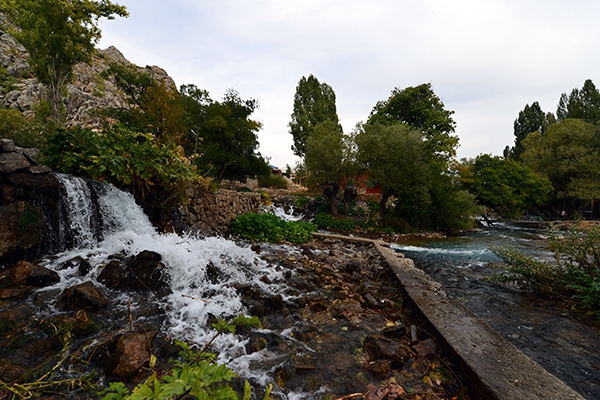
left=305, top=120, right=346, bottom=216
left=556, top=79, right=600, bottom=124
left=510, top=101, right=552, bottom=160
left=521, top=119, right=600, bottom=215
left=0, top=0, right=128, bottom=121
left=197, top=89, right=268, bottom=182
left=355, top=123, right=431, bottom=219
left=289, top=74, right=340, bottom=157
left=367, top=83, right=458, bottom=168
left=463, top=154, right=552, bottom=218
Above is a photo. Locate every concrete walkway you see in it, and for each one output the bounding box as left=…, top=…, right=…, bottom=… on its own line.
left=313, top=232, right=585, bottom=400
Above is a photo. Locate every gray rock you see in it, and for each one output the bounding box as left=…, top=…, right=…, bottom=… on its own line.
left=0, top=152, right=30, bottom=173
left=1, top=138, right=15, bottom=152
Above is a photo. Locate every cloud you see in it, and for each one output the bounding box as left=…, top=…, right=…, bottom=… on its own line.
left=99, top=0, right=600, bottom=167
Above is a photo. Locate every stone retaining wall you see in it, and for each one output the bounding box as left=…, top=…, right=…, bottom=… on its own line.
left=181, top=185, right=262, bottom=234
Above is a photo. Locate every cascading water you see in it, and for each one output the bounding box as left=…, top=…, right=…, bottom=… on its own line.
left=41, top=174, right=297, bottom=394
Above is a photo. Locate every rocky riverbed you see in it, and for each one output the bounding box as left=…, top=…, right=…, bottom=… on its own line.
left=0, top=236, right=470, bottom=399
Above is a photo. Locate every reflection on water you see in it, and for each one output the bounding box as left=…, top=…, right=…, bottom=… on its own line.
left=391, top=223, right=600, bottom=400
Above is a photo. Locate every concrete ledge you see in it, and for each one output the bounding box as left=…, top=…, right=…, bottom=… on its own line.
left=313, top=232, right=585, bottom=399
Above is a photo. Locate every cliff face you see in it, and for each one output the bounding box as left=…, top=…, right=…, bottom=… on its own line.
left=0, top=15, right=177, bottom=129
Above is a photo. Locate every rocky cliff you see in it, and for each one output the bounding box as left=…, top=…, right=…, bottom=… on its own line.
left=0, top=13, right=177, bottom=129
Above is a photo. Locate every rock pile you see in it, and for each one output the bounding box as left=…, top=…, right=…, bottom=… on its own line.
left=0, top=139, right=59, bottom=262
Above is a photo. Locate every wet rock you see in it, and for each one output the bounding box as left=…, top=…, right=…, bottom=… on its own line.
left=413, top=338, right=438, bottom=358
left=363, top=334, right=411, bottom=363
left=381, top=322, right=408, bottom=339
left=10, top=260, right=60, bottom=287
left=98, top=250, right=171, bottom=296
left=58, top=256, right=92, bottom=276
left=294, top=354, right=316, bottom=371
left=43, top=310, right=97, bottom=336
left=0, top=358, right=25, bottom=382
left=59, top=281, right=107, bottom=310
left=108, top=331, right=155, bottom=377
left=365, top=359, right=392, bottom=380
left=331, top=299, right=363, bottom=320
left=0, top=304, right=34, bottom=335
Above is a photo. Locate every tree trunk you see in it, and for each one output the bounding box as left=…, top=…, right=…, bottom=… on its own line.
left=379, top=192, right=391, bottom=219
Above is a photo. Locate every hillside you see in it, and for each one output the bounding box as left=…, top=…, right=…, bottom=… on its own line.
left=0, top=13, right=177, bottom=129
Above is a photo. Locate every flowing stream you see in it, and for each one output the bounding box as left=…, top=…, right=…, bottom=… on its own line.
left=391, top=224, right=600, bottom=399
left=40, top=174, right=298, bottom=392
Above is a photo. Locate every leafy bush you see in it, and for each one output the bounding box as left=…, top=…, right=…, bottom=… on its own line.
left=313, top=212, right=356, bottom=231
left=257, top=173, right=288, bottom=189
left=293, top=196, right=309, bottom=208
left=0, top=108, right=49, bottom=148
left=492, top=224, right=600, bottom=318
left=237, top=186, right=252, bottom=193
left=42, top=125, right=203, bottom=221
left=100, top=316, right=271, bottom=400
left=229, top=213, right=316, bottom=243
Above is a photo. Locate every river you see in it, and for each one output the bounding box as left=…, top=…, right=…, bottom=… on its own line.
left=391, top=224, right=600, bottom=399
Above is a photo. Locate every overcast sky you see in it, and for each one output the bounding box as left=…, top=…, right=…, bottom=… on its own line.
left=98, top=0, right=600, bottom=169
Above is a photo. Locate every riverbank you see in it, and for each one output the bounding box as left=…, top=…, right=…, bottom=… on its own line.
left=0, top=235, right=471, bottom=399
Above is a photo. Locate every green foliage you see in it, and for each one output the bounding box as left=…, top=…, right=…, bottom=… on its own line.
left=367, top=83, right=458, bottom=168
left=289, top=74, right=340, bottom=157
left=463, top=154, right=552, bottom=219
left=355, top=122, right=431, bottom=218
left=509, top=101, right=551, bottom=160
left=257, top=173, right=288, bottom=189
left=0, top=0, right=128, bottom=120
left=313, top=213, right=356, bottom=231
left=0, top=108, right=47, bottom=148
left=100, top=316, right=266, bottom=400
left=305, top=120, right=346, bottom=215
left=293, top=197, right=309, bottom=208
left=521, top=119, right=600, bottom=209
left=42, top=125, right=201, bottom=220
left=237, top=186, right=252, bottom=193
left=229, top=213, right=317, bottom=243
left=492, top=225, right=600, bottom=318
left=556, top=79, right=600, bottom=124
left=181, top=88, right=267, bottom=182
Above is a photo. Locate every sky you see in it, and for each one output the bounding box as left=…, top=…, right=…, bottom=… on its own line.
left=98, top=0, right=600, bottom=169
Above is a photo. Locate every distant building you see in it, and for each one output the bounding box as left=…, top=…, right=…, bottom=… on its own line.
left=270, top=165, right=282, bottom=175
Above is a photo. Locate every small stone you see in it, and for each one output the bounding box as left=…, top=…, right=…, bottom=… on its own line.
left=109, top=332, right=152, bottom=377
left=413, top=338, right=438, bottom=358
left=59, top=281, right=107, bottom=310
left=0, top=139, right=16, bottom=152
left=294, top=355, right=316, bottom=371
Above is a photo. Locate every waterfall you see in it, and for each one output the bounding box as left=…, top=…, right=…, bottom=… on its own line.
left=43, top=173, right=292, bottom=390
left=55, top=173, right=155, bottom=249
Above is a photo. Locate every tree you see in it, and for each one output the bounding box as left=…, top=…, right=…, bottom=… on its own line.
left=355, top=123, right=431, bottom=219
left=521, top=119, right=600, bottom=216
left=0, top=0, right=128, bottom=121
left=304, top=120, right=346, bottom=216
left=289, top=74, right=340, bottom=157
left=556, top=79, right=600, bottom=124
left=196, top=89, right=267, bottom=182
left=367, top=83, right=458, bottom=168
left=510, top=102, right=551, bottom=160
left=463, top=154, right=552, bottom=219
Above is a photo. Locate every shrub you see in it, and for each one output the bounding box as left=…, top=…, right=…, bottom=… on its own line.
left=313, top=212, right=356, bottom=231
left=0, top=108, right=48, bottom=148
left=100, top=316, right=271, bottom=400
left=257, top=173, right=288, bottom=189
left=237, top=186, right=252, bottom=193
left=492, top=224, right=600, bottom=319
left=229, top=213, right=316, bottom=243
left=293, top=197, right=309, bottom=208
